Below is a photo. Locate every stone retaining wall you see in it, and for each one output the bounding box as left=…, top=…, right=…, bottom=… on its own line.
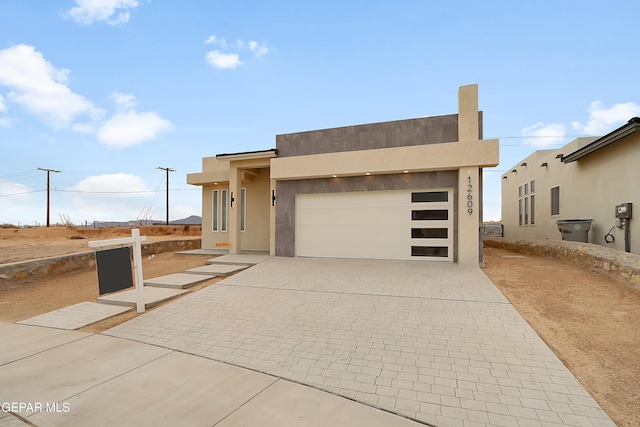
left=0, top=239, right=201, bottom=290
left=484, top=237, right=640, bottom=292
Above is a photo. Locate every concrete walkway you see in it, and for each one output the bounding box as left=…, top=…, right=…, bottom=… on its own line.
left=105, top=257, right=616, bottom=427
left=2, top=257, right=617, bottom=426
left=0, top=323, right=417, bottom=426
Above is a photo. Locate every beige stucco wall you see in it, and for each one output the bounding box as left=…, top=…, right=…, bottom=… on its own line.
left=190, top=85, right=499, bottom=265
left=502, top=134, right=640, bottom=254
left=270, top=139, right=498, bottom=181
left=193, top=157, right=271, bottom=253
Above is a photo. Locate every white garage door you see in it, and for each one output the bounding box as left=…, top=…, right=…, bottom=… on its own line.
left=295, top=189, right=453, bottom=261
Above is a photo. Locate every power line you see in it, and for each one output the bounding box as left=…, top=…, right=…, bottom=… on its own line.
left=0, top=189, right=46, bottom=197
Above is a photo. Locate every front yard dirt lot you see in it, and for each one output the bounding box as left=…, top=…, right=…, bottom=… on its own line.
left=0, top=227, right=637, bottom=426
left=483, top=247, right=639, bottom=427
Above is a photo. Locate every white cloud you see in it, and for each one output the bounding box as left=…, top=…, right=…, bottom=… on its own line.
left=522, top=122, right=566, bottom=148
left=248, top=41, right=269, bottom=56
left=110, top=92, right=137, bottom=110
left=204, top=35, right=226, bottom=48
left=0, top=44, right=104, bottom=129
left=0, top=118, right=10, bottom=128
left=97, top=110, right=173, bottom=148
left=0, top=93, right=6, bottom=112
left=0, top=180, right=32, bottom=201
left=204, top=35, right=270, bottom=70
left=206, top=51, right=242, bottom=69
left=67, top=0, right=140, bottom=25
left=68, top=173, right=150, bottom=220
left=571, top=101, right=640, bottom=135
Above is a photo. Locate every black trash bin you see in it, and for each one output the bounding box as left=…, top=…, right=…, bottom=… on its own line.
left=556, top=219, right=594, bottom=243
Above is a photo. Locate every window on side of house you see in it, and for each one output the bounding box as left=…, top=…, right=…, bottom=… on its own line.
left=221, top=189, right=228, bottom=231
left=531, top=194, right=536, bottom=225
left=551, top=186, right=560, bottom=216
left=530, top=181, right=536, bottom=225
left=519, top=198, right=523, bottom=226
left=212, top=190, right=219, bottom=231
left=524, top=197, right=529, bottom=225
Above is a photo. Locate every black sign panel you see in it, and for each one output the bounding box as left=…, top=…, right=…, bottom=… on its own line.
left=95, top=247, right=134, bottom=295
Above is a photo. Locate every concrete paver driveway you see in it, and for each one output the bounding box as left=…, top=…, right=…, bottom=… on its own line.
left=107, top=257, right=616, bottom=427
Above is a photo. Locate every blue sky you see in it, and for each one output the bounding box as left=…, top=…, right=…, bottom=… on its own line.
left=1, top=1, right=639, bottom=225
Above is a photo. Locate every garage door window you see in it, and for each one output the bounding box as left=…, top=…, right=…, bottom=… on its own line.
left=411, top=191, right=448, bottom=203
left=411, top=246, right=448, bottom=257
left=411, top=228, right=448, bottom=238
left=412, top=210, right=448, bottom=221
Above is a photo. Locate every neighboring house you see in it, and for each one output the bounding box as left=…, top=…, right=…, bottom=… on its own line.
left=501, top=117, right=640, bottom=254
left=187, top=85, right=499, bottom=265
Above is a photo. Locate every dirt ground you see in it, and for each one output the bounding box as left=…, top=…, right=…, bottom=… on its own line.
left=483, top=247, right=639, bottom=427
left=0, top=225, right=201, bottom=264
left=0, top=227, right=637, bottom=426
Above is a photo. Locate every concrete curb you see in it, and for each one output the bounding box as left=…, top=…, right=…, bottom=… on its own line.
left=484, top=237, right=640, bottom=291
left=0, top=238, right=201, bottom=289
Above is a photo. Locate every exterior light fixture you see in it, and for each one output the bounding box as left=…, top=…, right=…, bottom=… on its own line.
left=502, top=176, right=508, bottom=180
left=555, top=154, right=564, bottom=160
left=403, top=170, right=409, bottom=173
left=511, top=169, right=517, bottom=173
left=520, top=162, right=527, bottom=167
left=540, top=162, right=548, bottom=167
left=365, top=172, right=371, bottom=176
left=332, top=175, right=337, bottom=178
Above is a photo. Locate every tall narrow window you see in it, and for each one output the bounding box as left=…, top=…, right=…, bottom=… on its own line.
left=519, top=199, right=523, bottom=226
left=524, top=197, right=529, bottom=225
left=240, top=188, right=246, bottom=232
left=551, top=186, right=560, bottom=216
left=530, top=194, right=536, bottom=225
left=212, top=190, right=219, bottom=231
left=221, top=189, right=228, bottom=231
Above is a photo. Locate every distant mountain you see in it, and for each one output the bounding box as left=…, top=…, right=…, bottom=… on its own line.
left=89, top=215, right=202, bottom=228
left=169, top=215, right=202, bottom=225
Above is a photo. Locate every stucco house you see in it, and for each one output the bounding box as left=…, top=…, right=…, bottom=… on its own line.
left=501, top=117, right=640, bottom=254
left=187, top=84, right=499, bottom=265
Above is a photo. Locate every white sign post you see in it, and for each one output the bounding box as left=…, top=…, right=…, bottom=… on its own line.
left=89, top=228, right=147, bottom=313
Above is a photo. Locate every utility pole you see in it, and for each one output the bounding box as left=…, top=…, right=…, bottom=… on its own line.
left=37, top=167, right=60, bottom=227
left=157, top=167, right=175, bottom=225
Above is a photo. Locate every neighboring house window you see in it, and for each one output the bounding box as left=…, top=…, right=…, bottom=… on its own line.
left=524, top=197, right=529, bottom=225
left=212, top=190, right=219, bottom=231
left=551, top=186, right=560, bottom=216
left=519, top=185, right=523, bottom=197
left=221, top=189, right=228, bottom=231
left=530, top=180, right=536, bottom=225
left=519, top=198, right=523, bottom=226
left=241, top=188, right=246, bottom=232
left=524, top=183, right=529, bottom=195
left=531, top=194, right=536, bottom=225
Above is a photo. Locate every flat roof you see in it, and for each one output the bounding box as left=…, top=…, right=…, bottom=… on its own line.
left=563, top=117, right=640, bottom=163
left=215, top=149, right=278, bottom=161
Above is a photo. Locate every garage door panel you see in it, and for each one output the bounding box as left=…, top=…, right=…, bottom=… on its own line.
left=299, top=206, right=409, bottom=226
left=296, top=190, right=452, bottom=261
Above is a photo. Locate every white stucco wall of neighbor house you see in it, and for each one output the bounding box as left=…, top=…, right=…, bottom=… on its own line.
left=502, top=126, right=640, bottom=255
